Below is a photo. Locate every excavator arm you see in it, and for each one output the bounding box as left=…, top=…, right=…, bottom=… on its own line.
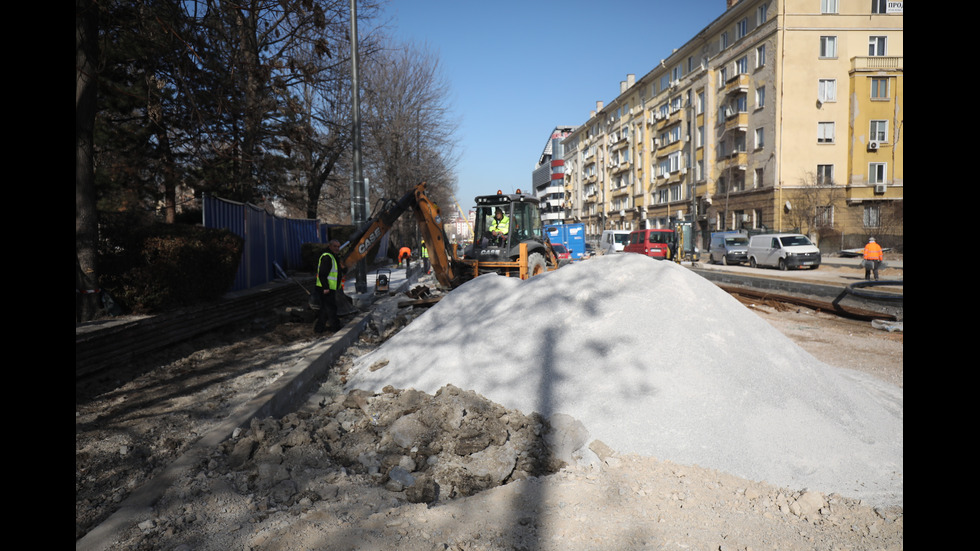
left=337, top=182, right=465, bottom=289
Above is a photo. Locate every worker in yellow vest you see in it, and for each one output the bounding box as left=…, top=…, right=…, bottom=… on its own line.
left=421, top=240, right=430, bottom=274
left=314, top=240, right=343, bottom=334
left=488, top=207, right=509, bottom=245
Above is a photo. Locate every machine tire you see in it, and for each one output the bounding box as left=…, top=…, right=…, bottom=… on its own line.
left=527, top=252, right=547, bottom=277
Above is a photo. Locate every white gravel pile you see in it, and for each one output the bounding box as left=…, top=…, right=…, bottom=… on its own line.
left=348, top=254, right=903, bottom=507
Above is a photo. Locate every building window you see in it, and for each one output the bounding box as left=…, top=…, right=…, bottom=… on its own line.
left=820, top=36, right=837, bottom=58
left=757, top=3, right=769, bottom=24
left=697, top=125, right=704, bottom=147
left=697, top=91, right=705, bottom=114
left=733, top=172, right=745, bottom=192
left=736, top=56, right=748, bottom=75
left=755, top=86, right=766, bottom=109
left=818, top=79, right=837, bottom=102
left=815, top=205, right=834, bottom=227
left=871, top=0, right=887, bottom=14
left=817, top=164, right=834, bottom=185
left=736, top=18, right=747, bottom=40
left=754, top=127, right=765, bottom=149
left=870, top=120, right=888, bottom=142
left=821, top=0, right=838, bottom=14
left=718, top=66, right=728, bottom=87
left=871, top=77, right=889, bottom=99
left=736, top=94, right=747, bottom=113
left=864, top=204, right=880, bottom=227
left=754, top=168, right=764, bottom=188
left=818, top=122, right=835, bottom=144
left=869, top=163, right=887, bottom=184
left=720, top=31, right=729, bottom=50
left=756, top=45, right=766, bottom=68
left=868, top=36, right=887, bottom=56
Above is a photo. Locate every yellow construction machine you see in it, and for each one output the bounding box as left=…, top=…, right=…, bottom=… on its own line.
left=338, top=183, right=559, bottom=289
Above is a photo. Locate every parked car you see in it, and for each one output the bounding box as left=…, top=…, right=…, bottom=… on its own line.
left=747, top=233, right=821, bottom=270
left=623, top=228, right=674, bottom=260
left=709, top=231, right=749, bottom=265
left=599, top=230, right=631, bottom=254
left=551, top=243, right=571, bottom=260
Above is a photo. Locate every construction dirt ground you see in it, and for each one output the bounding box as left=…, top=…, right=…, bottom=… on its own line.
left=75, top=261, right=903, bottom=551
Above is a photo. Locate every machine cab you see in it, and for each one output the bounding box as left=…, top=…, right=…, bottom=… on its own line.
left=469, top=190, right=545, bottom=261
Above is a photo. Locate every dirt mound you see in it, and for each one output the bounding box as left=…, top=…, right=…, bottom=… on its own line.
left=218, top=384, right=565, bottom=507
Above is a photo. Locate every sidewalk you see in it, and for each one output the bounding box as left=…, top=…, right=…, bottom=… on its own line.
left=820, top=255, right=903, bottom=271
left=341, top=262, right=421, bottom=307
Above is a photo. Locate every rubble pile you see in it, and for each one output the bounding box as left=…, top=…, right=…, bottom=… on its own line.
left=155, top=383, right=566, bottom=528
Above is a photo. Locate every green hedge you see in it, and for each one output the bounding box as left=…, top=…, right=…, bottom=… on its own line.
left=99, top=220, right=243, bottom=314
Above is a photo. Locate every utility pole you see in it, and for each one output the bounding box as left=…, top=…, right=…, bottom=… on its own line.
left=349, top=0, right=368, bottom=293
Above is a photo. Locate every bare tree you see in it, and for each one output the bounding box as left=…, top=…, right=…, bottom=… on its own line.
left=361, top=41, right=459, bottom=196
left=356, top=40, right=459, bottom=246
left=285, top=1, right=384, bottom=221
left=864, top=199, right=903, bottom=249
left=786, top=170, right=844, bottom=238
left=77, top=0, right=102, bottom=321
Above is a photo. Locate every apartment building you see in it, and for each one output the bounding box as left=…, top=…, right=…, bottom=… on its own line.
left=532, top=126, right=575, bottom=224
left=562, top=0, right=903, bottom=250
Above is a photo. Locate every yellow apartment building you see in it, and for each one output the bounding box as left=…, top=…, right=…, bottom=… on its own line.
left=562, top=0, right=903, bottom=251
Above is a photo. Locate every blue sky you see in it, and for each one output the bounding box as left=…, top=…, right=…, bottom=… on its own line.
left=383, top=0, right=727, bottom=209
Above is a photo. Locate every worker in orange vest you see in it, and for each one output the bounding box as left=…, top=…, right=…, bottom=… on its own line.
left=862, top=237, right=884, bottom=281
left=398, top=246, right=412, bottom=269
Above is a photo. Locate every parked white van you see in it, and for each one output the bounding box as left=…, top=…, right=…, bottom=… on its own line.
left=599, top=230, right=631, bottom=254
left=747, top=233, right=821, bottom=270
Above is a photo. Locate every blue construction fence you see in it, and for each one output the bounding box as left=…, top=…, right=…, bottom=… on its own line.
left=203, top=195, right=340, bottom=292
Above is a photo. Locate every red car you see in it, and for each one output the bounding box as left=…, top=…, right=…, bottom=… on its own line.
left=551, top=243, right=571, bottom=260
left=623, top=229, right=675, bottom=260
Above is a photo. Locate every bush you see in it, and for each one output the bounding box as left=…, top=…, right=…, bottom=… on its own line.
left=100, top=220, right=243, bottom=314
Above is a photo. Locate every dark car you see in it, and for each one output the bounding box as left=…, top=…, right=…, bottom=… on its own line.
left=709, top=232, right=749, bottom=265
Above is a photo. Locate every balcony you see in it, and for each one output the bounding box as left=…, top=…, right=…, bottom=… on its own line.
left=724, top=73, right=750, bottom=96
left=610, top=160, right=630, bottom=174
left=610, top=184, right=631, bottom=197
left=851, top=56, right=903, bottom=72
left=846, top=181, right=898, bottom=202
left=724, top=112, right=749, bottom=133
left=719, top=151, right=748, bottom=171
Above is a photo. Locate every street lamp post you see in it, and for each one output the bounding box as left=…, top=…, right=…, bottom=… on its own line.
left=349, top=0, right=368, bottom=293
